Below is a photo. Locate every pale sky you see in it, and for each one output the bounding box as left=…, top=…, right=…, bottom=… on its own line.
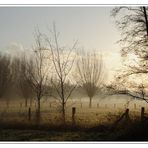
left=0, top=6, right=122, bottom=80
left=0, top=7, right=120, bottom=50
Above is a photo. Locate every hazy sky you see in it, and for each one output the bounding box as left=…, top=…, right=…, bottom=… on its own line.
left=0, top=7, right=121, bottom=50
left=0, top=6, right=122, bottom=80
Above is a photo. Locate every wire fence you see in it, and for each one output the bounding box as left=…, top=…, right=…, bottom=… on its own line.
left=0, top=100, right=147, bottom=126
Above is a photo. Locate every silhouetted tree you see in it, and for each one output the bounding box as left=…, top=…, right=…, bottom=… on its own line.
left=45, top=24, right=77, bottom=123
left=111, top=6, right=148, bottom=76
left=111, top=7, right=148, bottom=102
left=76, top=51, right=104, bottom=108
left=22, top=30, right=50, bottom=122
left=106, top=80, right=148, bottom=104
left=0, top=54, right=12, bottom=98
left=112, top=7, right=148, bottom=56
left=14, top=57, right=35, bottom=107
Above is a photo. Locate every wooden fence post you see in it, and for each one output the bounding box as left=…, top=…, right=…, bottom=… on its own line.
left=141, top=107, right=145, bottom=122
left=6, top=101, right=9, bottom=108
left=125, top=108, right=129, bottom=120
left=134, top=103, right=136, bottom=109
left=72, top=107, right=76, bottom=125
left=97, top=103, right=99, bottom=108
left=35, top=102, right=36, bottom=108
left=28, top=107, right=31, bottom=121
left=112, top=108, right=130, bottom=129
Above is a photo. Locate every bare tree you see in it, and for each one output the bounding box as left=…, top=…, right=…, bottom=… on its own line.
left=136, top=84, right=148, bottom=103
left=9, top=57, right=34, bottom=107
left=19, top=73, right=34, bottom=107
left=45, top=24, right=77, bottom=123
left=22, top=30, right=49, bottom=122
left=111, top=7, right=148, bottom=56
left=111, top=6, right=148, bottom=76
left=17, top=57, right=34, bottom=107
left=111, top=7, right=148, bottom=102
left=0, top=54, right=12, bottom=98
left=76, top=51, right=104, bottom=108
left=105, top=78, right=148, bottom=104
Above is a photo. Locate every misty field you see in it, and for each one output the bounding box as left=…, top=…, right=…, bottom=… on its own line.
left=0, top=96, right=147, bottom=126
left=0, top=96, right=148, bottom=141
left=1, top=6, right=148, bottom=141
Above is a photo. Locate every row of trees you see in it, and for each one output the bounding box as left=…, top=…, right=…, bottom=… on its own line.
left=0, top=25, right=105, bottom=123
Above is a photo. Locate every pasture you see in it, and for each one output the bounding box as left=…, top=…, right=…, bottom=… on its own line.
left=0, top=96, right=147, bottom=141
left=0, top=96, right=147, bottom=127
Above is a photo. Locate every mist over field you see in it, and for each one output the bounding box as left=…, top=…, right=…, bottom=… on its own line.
left=0, top=6, right=148, bottom=141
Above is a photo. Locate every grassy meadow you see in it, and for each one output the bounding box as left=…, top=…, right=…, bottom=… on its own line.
left=0, top=96, right=147, bottom=141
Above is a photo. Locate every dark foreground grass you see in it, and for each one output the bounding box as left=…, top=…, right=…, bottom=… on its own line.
left=0, top=129, right=107, bottom=141
left=0, top=121, right=109, bottom=141
left=0, top=120, right=148, bottom=141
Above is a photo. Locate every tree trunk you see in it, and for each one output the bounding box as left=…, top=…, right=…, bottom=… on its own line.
left=25, top=98, right=28, bottom=107
left=30, top=98, right=32, bottom=107
left=6, top=99, right=9, bottom=108
left=89, top=97, right=92, bottom=108
left=62, top=102, right=66, bottom=124
left=36, top=98, right=41, bottom=123
left=37, top=98, right=40, bottom=115
left=60, top=78, right=66, bottom=124
left=143, top=7, right=148, bottom=36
